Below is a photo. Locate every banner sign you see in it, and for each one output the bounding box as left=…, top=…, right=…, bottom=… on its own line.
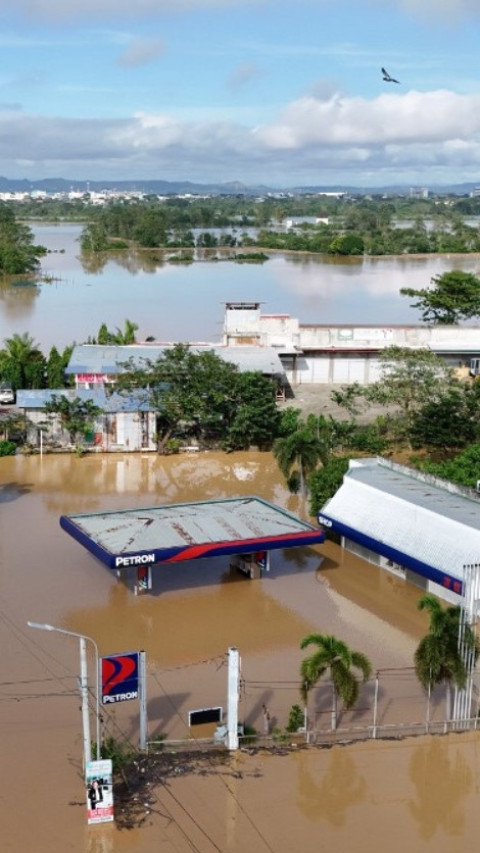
left=101, top=652, right=139, bottom=705
left=86, top=759, right=114, bottom=825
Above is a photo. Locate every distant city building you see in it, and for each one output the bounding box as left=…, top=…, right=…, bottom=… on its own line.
left=409, top=187, right=429, bottom=199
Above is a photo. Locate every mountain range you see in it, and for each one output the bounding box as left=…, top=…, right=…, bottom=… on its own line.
left=1, top=176, right=479, bottom=196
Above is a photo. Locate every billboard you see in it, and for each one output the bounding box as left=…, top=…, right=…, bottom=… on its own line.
left=86, top=759, right=114, bottom=825
left=101, top=652, right=139, bottom=705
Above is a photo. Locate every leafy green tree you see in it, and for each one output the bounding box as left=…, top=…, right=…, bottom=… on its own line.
left=309, top=456, right=350, bottom=516
left=80, top=222, right=110, bottom=252
left=401, top=270, right=480, bottom=324
left=133, top=207, right=167, bottom=248
left=410, top=383, right=480, bottom=450
left=196, top=231, right=218, bottom=248
left=114, top=344, right=279, bottom=451
left=330, top=383, right=365, bottom=421
left=419, top=443, right=480, bottom=489
left=0, top=332, right=46, bottom=389
left=44, top=394, right=102, bottom=445
left=277, top=406, right=303, bottom=436
left=0, top=204, right=46, bottom=273
left=300, top=633, right=372, bottom=731
left=332, top=347, right=454, bottom=445
left=46, top=346, right=65, bottom=388
left=223, top=371, right=281, bottom=451
left=328, top=234, right=364, bottom=255
left=414, top=594, right=479, bottom=721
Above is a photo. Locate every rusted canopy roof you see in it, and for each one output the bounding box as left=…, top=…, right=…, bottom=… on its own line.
left=60, top=496, right=324, bottom=570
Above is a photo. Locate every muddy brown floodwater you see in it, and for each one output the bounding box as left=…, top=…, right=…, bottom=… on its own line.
left=1, top=450, right=479, bottom=853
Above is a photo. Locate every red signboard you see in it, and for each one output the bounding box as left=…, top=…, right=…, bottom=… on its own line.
left=77, top=373, right=105, bottom=383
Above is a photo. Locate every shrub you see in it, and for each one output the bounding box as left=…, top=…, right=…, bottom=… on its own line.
left=286, top=704, right=305, bottom=733
left=346, top=424, right=388, bottom=454
left=99, top=735, right=137, bottom=773
left=0, top=440, right=16, bottom=456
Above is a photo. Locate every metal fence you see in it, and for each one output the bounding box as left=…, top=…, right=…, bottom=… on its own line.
left=144, top=666, right=480, bottom=754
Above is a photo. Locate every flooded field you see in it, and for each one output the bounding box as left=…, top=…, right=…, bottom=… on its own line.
left=1, top=450, right=479, bottom=852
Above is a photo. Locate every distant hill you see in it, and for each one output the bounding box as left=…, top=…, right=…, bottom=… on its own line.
left=0, top=175, right=478, bottom=196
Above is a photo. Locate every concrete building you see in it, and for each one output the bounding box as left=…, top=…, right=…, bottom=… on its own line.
left=318, top=456, right=480, bottom=606
left=222, top=302, right=480, bottom=386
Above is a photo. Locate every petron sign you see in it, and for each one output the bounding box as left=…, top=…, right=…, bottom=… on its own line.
left=101, top=652, right=139, bottom=705
left=115, top=553, right=155, bottom=568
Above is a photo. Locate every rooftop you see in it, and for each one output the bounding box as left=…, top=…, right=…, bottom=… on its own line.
left=60, top=496, right=325, bottom=569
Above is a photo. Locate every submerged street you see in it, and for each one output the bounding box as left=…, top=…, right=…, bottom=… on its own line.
left=1, top=450, right=477, bottom=852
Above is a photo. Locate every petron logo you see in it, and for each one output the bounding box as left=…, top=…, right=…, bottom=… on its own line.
left=115, top=553, right=155, bottom=568
left=101, top=653, right=139, bottom=705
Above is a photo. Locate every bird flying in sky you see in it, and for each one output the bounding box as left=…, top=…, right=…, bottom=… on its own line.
left=382, top=67, right=400, bottom=84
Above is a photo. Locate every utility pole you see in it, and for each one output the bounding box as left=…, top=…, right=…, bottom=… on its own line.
left=227, top=647, right=240, bottom=751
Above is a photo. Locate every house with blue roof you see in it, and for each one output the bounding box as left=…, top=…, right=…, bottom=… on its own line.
left=16, top=387, right=157, bottom=452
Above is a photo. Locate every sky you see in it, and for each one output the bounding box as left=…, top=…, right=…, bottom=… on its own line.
left=2, top=0, right=480, bottom=188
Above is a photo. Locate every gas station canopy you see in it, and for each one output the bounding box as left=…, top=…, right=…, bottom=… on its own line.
left=60, top=496, right=325, bottom=571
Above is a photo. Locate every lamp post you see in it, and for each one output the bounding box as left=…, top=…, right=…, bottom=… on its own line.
left=27, top=621, right=101, bottom=766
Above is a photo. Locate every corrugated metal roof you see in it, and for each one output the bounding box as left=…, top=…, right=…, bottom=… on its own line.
left=321, top=458, right=480, bottom=581
left=16, top=387, right=152, bottom=412
left=65, top=344, right=285, bottom=377
left=60, top=496, right=325, bottom=568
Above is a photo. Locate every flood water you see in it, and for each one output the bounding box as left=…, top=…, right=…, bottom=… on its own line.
left=1, top=223, right=480, bottom=349
left=1, top=450, right=479, bottom=852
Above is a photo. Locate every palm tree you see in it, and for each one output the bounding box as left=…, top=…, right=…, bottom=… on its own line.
left=300, top=633, right=372, bottom=731
left=95, top=319, right=138, bottom=345
left=414, top=593, right=479, bottom=721
left=114, top=318, right=138, bottom=345
left=273, top=416, right=333, bottom=514
left=0, top=331, right=44, bottom=389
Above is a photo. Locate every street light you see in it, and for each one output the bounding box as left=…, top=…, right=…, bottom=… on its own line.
left=27, top=621, right=101, bottom=765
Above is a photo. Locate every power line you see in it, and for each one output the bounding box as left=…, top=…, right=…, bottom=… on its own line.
left=151, top=670, right=276, bottom=853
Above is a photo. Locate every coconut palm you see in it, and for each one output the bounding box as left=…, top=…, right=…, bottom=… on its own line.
left=300, top=633, right=372, bottom=731
left=273, top=415, right=333, bottom=509
left=414, top=593, right=479, bottom=721
left=0, top=331, right=45, bottom=389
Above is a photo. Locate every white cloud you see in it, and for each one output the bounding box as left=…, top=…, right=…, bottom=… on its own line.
left=6, top=0, right=480, bottom=24
left=3, top=88, right=480, bottom=185
left=254, top=90, right=480, bottom=149
left=4, top=0, right=264, bottom=22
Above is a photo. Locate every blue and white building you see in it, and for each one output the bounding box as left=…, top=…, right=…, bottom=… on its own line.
left=318, top=457, right=480, bottom=605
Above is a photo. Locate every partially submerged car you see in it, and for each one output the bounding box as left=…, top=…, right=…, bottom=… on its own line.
left=0, top=386, right=15, bottom=405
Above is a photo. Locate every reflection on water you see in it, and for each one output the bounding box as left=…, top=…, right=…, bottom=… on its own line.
left=409, top=737, right=473, bottom=840
left=1, top=223, right=480, bottom=349
left=296, top=748, right=367, bottom=825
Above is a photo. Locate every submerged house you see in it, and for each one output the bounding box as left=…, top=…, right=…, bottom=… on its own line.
left=65, top=342, right=286, bottom=396
left=15, top=342, right=287, bottom=453
left=16, top=388, right=157, bottom=452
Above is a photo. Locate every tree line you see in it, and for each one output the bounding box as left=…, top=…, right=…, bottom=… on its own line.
left=5, top=192, right=480, bottom=274
left=76, top=197, right=480, bottom=256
